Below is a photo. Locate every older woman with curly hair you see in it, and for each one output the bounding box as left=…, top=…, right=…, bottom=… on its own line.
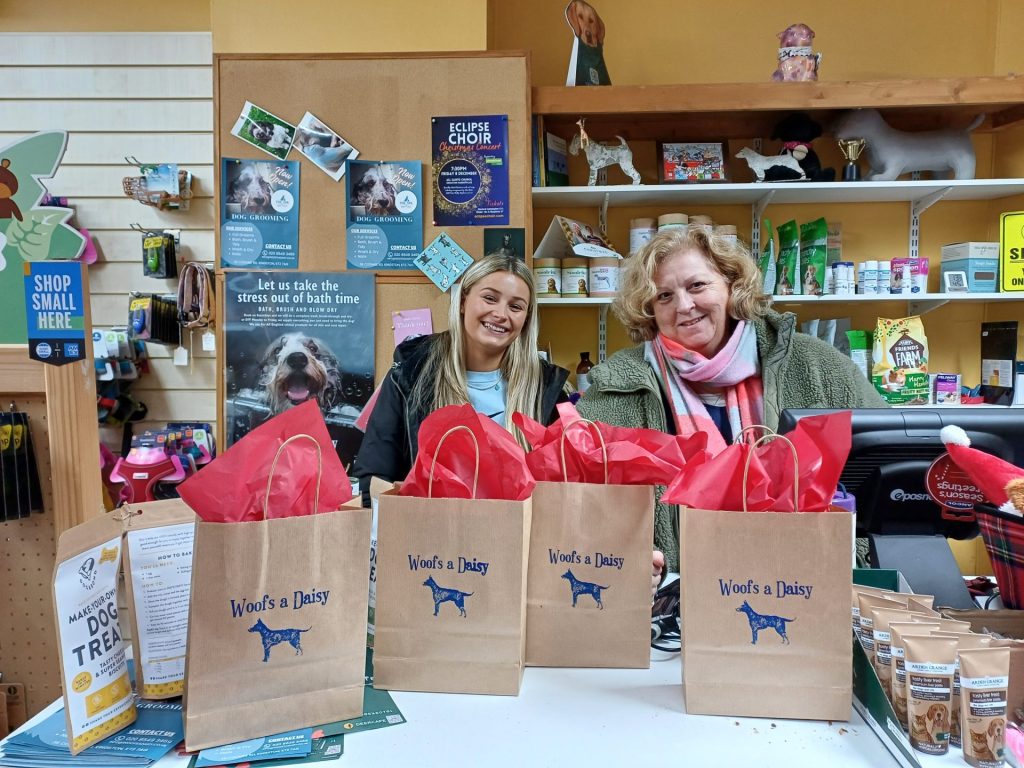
left=577, top=227, right=884, bottom=580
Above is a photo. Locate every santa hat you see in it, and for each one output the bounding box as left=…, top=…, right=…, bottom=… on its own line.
left=941, top=425, right=1024, bottom=508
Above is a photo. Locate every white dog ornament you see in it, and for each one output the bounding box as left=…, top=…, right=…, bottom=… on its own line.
left=735, top=147, right=806, bottom=183
left=569, top=118, right=641, bottom=186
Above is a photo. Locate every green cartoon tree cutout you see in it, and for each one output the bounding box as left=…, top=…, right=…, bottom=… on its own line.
left=0, top=131, right=86, bottom=343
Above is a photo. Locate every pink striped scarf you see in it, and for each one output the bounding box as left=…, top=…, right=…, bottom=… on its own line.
left=644, top=321, right=764, bottom=454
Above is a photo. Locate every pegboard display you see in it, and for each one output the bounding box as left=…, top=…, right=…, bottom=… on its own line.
left=0, top=395, right=59, bottom=717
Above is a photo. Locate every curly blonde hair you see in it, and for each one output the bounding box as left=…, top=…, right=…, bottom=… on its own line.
left=613, top=228, right=770, bottom=343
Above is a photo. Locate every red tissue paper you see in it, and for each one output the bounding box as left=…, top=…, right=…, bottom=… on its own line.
left=177, top=400, right=352, bottom=522
left=663, top=411, right=852, bottom=512
left=400, top=404, right=536, bottom=501
left=513, top=402, right=707, bottom=486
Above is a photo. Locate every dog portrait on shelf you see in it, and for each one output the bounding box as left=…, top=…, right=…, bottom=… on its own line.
left=224, top=271, right=376, bottom=470
left=565, top=0, right=611, bottom=86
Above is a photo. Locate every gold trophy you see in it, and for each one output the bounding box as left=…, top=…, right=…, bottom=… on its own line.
left=837, top=138, right=867, bottom=181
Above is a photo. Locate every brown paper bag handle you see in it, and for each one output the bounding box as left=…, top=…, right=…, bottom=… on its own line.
left=733, top=424, right=776, bottom=445
left=429, top=425, right=479, bottom=499
left=263, top=433, right=323, bottom=519
left=741, top=432, right=799, bottom=513
left=559, top=418, right=608, bottom=484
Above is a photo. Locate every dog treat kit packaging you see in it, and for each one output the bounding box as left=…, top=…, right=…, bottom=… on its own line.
left=177, top=402, right=371, bottom=750
left=52, top=511, right=136, bottom=754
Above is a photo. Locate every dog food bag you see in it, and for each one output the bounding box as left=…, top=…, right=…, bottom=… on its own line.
left=775, top=219, right=800, bottom=295
left=52, top=512, right=136, bottom=754
left=904, top=634, right=958, bottom=755
left=872, top=316, right=930, bottom=405
left=757, top=217, right=776, bottom=295
left=121, top=500, right=197, bottom=699
left=799, top=217, right=828, bottom=296
left=932, top=632, right=993, bottom=749
left=960, top=647, right=1011, bottom=768
left=871, top=607, right=932, bottom=701
left=857, top=592, right=908, bottom=662
left=892, top=622, right=941, bottom=730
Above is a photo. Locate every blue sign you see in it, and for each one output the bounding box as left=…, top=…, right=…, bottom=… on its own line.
left=345, top=160, right=422, bottom=270
left=23, top=260, right=86, bottom=365
left=221, top=158, right=300, bottom=269
left=432, top=115, right=509, bottom=226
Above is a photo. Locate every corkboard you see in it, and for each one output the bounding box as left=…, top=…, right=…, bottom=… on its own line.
left=0, top=395, right=60, bottom=718
left=213, top=52, right=532, bottom=439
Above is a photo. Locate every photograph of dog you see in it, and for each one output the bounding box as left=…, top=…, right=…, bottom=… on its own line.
left=294, top=111, right=359, bottom=181
left=803, top=263, right=822, bottom=295
left=224, top=160, right=278, bottom=215
left=255, top=332, right=344, bottom=415
left=349, top=163, right=399, bottom=216
left=230, top=100, right=296, bottom=161
left=565, top=0, right=604, bottom=48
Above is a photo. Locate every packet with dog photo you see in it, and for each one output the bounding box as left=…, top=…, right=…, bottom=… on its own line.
left=904, top=634, right=957, bottom=756
left=960, top=646, right=1010, bottom=768
left=231, top=101, right=297, bottom=161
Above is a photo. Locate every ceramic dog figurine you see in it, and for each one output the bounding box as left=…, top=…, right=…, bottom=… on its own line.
left=568, top=118, right=641, bottom=186
left=736, top=147, right=806, bottom=182
left=772, top=23, right=821, bottom=82
left=832, top=108, right=983, bottom=180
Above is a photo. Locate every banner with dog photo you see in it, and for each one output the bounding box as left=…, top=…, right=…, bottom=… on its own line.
left=221, top=158, right=300, bottom=269
left=223, top=271, right=375, bottom=471
left=431, top=114, right=509, bottom=226
left=345, top=159, right=422, bottom=270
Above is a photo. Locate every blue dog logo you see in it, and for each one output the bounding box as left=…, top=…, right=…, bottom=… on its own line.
left=248, top=618, right=311, bottom=662
left=736, top=600, right=794, bottom=645
left=562, top=569, right=608, bottom=609
left=423, top=575, right=473, bottom=617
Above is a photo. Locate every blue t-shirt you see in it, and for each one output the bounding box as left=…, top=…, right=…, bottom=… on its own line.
left=466, top=370, right=507, bottom=426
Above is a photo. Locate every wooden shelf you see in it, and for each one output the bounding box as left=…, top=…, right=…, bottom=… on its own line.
left=533, top=179, right=1024, bottom=208
left=533, top=76, right=1024, bottom=141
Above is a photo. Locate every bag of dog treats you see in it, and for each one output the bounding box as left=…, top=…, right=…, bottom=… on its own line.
left=798, top=217, right=828, bottom=296
left=960, top=647, right=1010, bottom=768
left=933, top=631, right=991, bottom=749
left=758, top=217, right=777, bottom=295
left=891, top=622, right=940, bottom=730
left=904, top=634, right=957, bottom=756
left=872, top=316, right=930, bottom=405
left=775, top=219, right=799, bottom=295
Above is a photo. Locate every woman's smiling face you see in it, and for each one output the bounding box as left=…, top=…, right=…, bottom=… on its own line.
left=651, top=248, right=733, bottom=357
left=461, top=271, right=530, bottom=368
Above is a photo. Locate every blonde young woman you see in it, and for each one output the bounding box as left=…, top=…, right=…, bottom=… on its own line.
left=354, top=254, right=569, bottom=504
left=578, top=228, right=884, bottom=580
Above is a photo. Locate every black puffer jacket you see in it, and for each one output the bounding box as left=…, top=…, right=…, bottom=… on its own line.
left=353, top=333, right=569, bottom=505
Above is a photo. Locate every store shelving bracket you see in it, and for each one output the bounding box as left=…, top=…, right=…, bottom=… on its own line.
left=909, top=186, right=953, bottom=260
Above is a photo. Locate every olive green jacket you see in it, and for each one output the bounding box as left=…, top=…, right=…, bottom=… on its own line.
left=576, top=310, right=886, bottom=573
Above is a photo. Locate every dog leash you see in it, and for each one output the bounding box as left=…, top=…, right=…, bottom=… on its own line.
left=178, top=262, right=214, bottom=373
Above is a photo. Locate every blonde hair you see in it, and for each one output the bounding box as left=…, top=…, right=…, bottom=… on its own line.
left=613, top=228, right=770, bottom=343
left=412, top=254, right=543, bottom=448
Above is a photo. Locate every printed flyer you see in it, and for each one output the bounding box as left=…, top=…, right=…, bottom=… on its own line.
left=432, top=115, right=509, bottom=226
left=221, top=158, right=300, bottom=269
left=345, top=160, right=422, bottom=270
left=22, top=260, right=86, bottom=366
left=53, top=535, right=134, bottom=753
left=125, top=523, right=195, bottom=697
left=223, top=271, right=375, bottom=471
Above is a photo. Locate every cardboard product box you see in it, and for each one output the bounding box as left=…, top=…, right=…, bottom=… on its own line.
left=942, top=242, right=1000, bottom=262
left=941, top=257, right=999, bottom=292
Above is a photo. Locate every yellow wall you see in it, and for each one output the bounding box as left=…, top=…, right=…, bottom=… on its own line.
left=0, top=0, right=210, bottom=30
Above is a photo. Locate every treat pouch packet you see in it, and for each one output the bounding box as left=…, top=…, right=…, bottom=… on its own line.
left=758, top=217, right=777, bottom=294
left=872, top=316, right=930, bottom=405
left=775, top=219, right=800, bottom=295
left=52, top=512, right=135, bottom=754
left=960, top=646, right=1011, bottom=768
left=890, top=622, right=940, bottom=730
left=904, top=634, right=957, bottom=756
left=870, top=606, right=930, bottom=701
left=851, top=584, right=896, bottom=635
left=857, top=592, right=907, bottom=663
left=932, top=631, right=992, bottom=749
left=120, top=499, right=197, bottom=699
left=798, top=217, right=828, bottom=296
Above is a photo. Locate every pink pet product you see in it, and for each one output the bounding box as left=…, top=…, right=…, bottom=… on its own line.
left=772, top=23, right=821, bottom=82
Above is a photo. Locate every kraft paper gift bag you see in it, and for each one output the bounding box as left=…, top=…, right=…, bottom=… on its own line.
left=526, top=479, right=653, bottom=668
left=679, top=507, right=852, bottom=720
left=182, top=435, right=371, bottom=750
left=374, top=423, right=532, bottom=695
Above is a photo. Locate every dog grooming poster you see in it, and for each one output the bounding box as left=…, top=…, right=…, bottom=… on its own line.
left=345, top=160, right=422, bottom=270
left=221, top=158, right=300, bottom=269
left=223, top=271, right=375, bottom=471
left=431, top=115, right=509, bottom=226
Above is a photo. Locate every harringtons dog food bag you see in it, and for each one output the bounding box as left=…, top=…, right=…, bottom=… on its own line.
left=775, top=219, right=800, bottom=295
left=798, top=217, right=828, bottom=296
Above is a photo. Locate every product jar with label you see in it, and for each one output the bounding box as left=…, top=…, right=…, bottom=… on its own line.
left=658, top=213, right=688, bottom=231
left=589, top=256, right=621, bottom=297
left=561, top=257, right=590, bottom=297
left=630, top=218, right=657, bottom=253
left=533, top=257, right=561, bottom=297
